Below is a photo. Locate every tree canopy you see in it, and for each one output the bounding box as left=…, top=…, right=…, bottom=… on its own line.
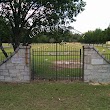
left=0, top=16, right=11, bottom=43
left=0, top=0, right=85, bottom=50
left=79, top=27, right=110, bottom=44
left=31, top=28, right=81, bottom=43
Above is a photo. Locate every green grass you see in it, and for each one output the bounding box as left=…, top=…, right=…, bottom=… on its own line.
left=31, top=42, right=82, bottom=50
left=95, top=45, right=110, bottom=61
left=1, top=43, right=13, bottom=53
left=0, top=44, right=14, bottom=62
left=0, top=82, right=110, bottom=110
left=95, top=46, right=110, bottom=54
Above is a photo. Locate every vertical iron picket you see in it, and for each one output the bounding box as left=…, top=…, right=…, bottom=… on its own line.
left=31, top=43, right=84, bottom=81
left=82, top=46, right=84, bottom=81
left=56, top=43, right=57, bottom=81
left=80, top=49, right=82, bottom=80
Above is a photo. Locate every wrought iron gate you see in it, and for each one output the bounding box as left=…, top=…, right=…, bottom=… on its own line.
left=31, top=43, right=84, bottom=81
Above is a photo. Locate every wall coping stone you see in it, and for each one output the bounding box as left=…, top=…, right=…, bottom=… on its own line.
left=0, top=45, right=31, bottom=66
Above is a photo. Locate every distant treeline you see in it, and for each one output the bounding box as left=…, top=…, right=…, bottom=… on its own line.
left=79, top=28, right=110, bottom=44
left=31, top=27, right=110, bottom=44
left=30, top=30, right=82, bottom=43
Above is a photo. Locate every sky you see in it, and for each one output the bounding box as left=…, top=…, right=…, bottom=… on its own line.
left=71, top=0, right=110, bottom=33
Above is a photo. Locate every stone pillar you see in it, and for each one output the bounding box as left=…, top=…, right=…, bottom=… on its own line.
left=84, top=45, right=110, bottom=83
left=0, top=45, right=31, bottom=83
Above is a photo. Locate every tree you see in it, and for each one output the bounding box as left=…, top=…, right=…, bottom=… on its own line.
left=0, top=17, right=11, bottom=42
left=0, top=0, right=85, bottom=56
left=79, top=29, right=104, bottom=44
left=104, top=27, right=110, bottom=42
left=0, top=16, right=12, bottom=57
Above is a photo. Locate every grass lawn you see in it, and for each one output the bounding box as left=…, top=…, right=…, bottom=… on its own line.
left=0, top=46, right=14, bottom=62
left=0, top=82, right=110, bottom=110
left=95, top=46, right=110, bottom=54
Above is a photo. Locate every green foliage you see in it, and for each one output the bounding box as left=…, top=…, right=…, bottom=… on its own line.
left=0, top=0, right=86, bottom=50
left=0, top=17, right=12, bottom=42
left=31, top=29, right=81, bottom=43
left=79, top=28, right=110, bottom=44
left=103, top=27, right=110, bottom=41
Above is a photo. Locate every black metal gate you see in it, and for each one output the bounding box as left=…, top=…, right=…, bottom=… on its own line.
left=31, top=43, right=84, bottom=81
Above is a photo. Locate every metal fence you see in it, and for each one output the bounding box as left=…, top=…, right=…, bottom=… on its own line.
left=102, top=53, right=110, bottom=62
left=31, top=43, right=84, bottom=81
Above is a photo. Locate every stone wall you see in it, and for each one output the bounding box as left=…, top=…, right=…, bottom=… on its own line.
left=84, top=45, right=110, bottom=83
left=0, top=46, right=31, bottom=83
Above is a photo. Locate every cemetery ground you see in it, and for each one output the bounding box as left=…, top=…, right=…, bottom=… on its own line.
left=95, top=44, right=110, bottom=61
left=0, top=43, right=110, bottom=109
left=95, top=45, right=110, bottom=54
left=0, top=82, right=110, bottom=110
left=1, top=43, right=110, bottom=61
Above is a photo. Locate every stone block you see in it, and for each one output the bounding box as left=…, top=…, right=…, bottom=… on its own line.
left=0, top=70, right=3, bottom=73
left=12, top=54, right=19, bottom=58
left=11, top=57, right=25, bottom=64
left=102, top=78, right=110, bottom=83
left=19, top=76, right=24, bottom=81
left=9, top=70, right=20, bottom=74
left=93, top=65, right=103, bottom=69
left=21, top=71, right=29, bottom=75
left=2, top=70, right=8, bottom=73
left=18, top=63, right=25, bottom=66
left=84, top=56, right=91, bottom=64
left=87, top=65, right=93, bottom=69
left=12, top=74, right=23, bottom=81
left=12, top=77, right=18, bottom=81
left=84, top=51, right=88, bottom=55
left=6, top=65, right=16, bottom=69
left=18, top=51, right=25, bottom=57
left=98, top=69, right=108, bottom=73
left=92, top=54, right=101, bottom=59
left=10, top=73, right=17, bottom=77
left=6, top=63, right=14, bottom=67
left=84, top=70, right=91, bottom=75
left=84, top=76, right=92, bottom=82
left=23, top=75, right=30, bottom=81
left=0, top=76, right=5, bottom=80
left=19, top=70, right=25, bottom=72
left=2, top=72, right=9, bottom=76
left=0, top=64, right=6, bottom=69
left=25, top=66, right=30, bottom=72
left=4, top=77, right=12, bottom=82
left=16, top=65, right=24, bottom=70
left=103, top=65, right=110, bottom=68
left=101, top=73, right=110, bottom=78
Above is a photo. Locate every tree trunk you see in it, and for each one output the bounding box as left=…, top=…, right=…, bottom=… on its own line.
left=12, top=42, right=20, bottom=51
left=11, top=33, right=20, bottom=51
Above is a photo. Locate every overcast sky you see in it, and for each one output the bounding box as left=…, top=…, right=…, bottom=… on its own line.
left=71, top=0, right=110, bottom=33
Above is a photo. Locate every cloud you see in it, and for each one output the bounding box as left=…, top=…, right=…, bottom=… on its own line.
left=71, top=0, right=110, bottom=33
